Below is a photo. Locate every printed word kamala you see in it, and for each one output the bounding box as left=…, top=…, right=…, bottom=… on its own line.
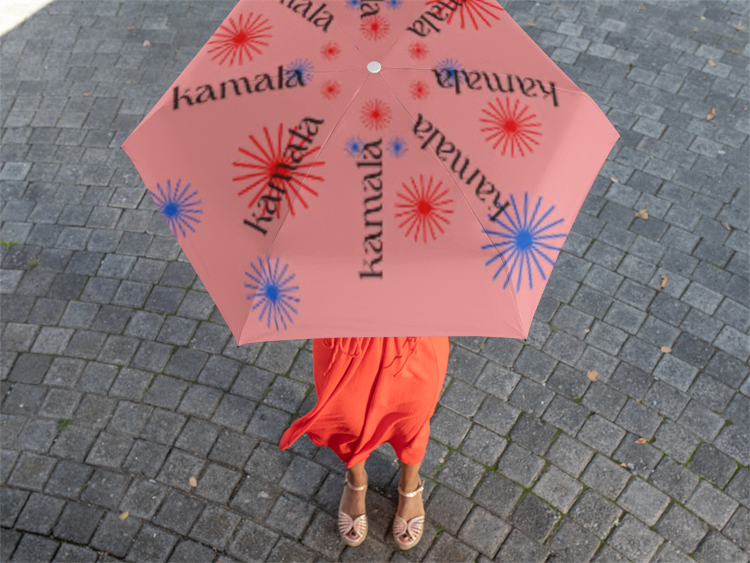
left=433, top=69, right=560, bottom=107
left=357, top=139, right=384, bottom=279
left=280, top=0, right=334, bottom=31
left=173, top=66, right=308, bottom=110
left=413, top=113, right=510, bottom=221
left=244, top=117, right=325, bottom=235
left=407, top=0, right=466, bottom=36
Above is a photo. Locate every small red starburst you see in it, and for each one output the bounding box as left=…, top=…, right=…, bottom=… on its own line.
left=395, top=175, right=454, bottom=243
left=410, top=80, right=430, bottom=100
left=232, top=123, right=325, bottom=218
left=321, top=80, right=341, bottom=99
left=207, top=12, right=272, bottom=66
left=479, top=97, right=542, bottom=157
left=320, top=42, right=341, bottom=60
left=408, top=41, right=428, bottom=60
left=360, top=98, right=392, bottom=130
left=426, top=0, right=504, bottom=30
left=361, top=14, right=390, bottom=41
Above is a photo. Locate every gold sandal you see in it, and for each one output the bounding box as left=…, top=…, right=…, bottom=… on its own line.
left=338, top=470, right=368, bottom=547
left=393, top=477, right=425, bottom=550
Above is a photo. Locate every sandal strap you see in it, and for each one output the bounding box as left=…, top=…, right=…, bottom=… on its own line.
left=397, top=478, right=424, bottom=497
left=339, top=511, right=367, bottom=539
left=344, top=477, right=368, bottom=491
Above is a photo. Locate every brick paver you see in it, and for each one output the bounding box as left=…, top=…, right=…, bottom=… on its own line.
left=1, top=0, right=749, bottom=561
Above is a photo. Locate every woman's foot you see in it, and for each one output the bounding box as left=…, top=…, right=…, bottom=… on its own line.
left=394, top=475, right=424, bottom=543
left=339, top=469, right=367, bottom=542
left=393, top=473, right=425, bottom=549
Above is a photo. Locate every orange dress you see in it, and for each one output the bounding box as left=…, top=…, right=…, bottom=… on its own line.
left=279, top=336, right=450, bottom=468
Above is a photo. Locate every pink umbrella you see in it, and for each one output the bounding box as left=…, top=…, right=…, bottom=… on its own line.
left=121, top=0, right=620, bottom=345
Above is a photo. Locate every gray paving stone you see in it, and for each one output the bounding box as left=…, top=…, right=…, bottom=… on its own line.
left=425, top=483, right=474, bottom=535
left=546, top=518, right=599, bottom=563
left=188, top=504, right=241, bottom=550
left=693, top=531, right=749, bottom=563
left=677, top=400, right=725, bottom=442
left=686, top=480, right=739, bottom=530
left=439, top=378, right=485, bottom=417
left=14, top=492, right=66, bottom=535
left=459, top=425, right=506, bottom=468
left=496, top=443, right=545, bottom=489
left=495, top=529, right=549, bottom=563
left=457, top=505, right=510, bottom=558
left=723, top=506, right=750, bottom=552
left=125, top=522, right=178, bottom=563
left=688, top=443, right=738, bottom=489
left=612, top=432, right=662, bottom=478
left=570, top=488, right=623, bottom=541
left=532, top=466, right=582, bottom=514
left=714, top=424, right=750, bottom=466
left=656, top=504, right=709, bottom=555
left=617, top=477, right=670, bottom=526
left=578, top=414, right=626, bottom=457
left=609, top=514, right=663, bottom=563
left=615, top=399, right=662, bottom=439
left=509, top=413, right=557, bottom=456
left=471, top=471, right=523, bottom=520
left=644, top=380, right=690, bottom=420
left=511, top=493, right=560, bottom=543
left=581, top=454, right=631, bottom=501
left=423, top=531, right=478, bottom=563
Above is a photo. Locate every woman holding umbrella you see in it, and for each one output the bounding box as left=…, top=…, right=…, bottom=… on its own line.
left=279, top=336, right=450, bottom=550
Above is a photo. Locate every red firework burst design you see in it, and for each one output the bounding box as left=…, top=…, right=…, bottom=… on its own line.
left=479, top=97, right=542, bottom=157
left=321, top=80, right=341, bottom=99
left=320, top=42, right=341, bottom=60
left=361, top=14, right=390, bottom=40
left=410, top=80, right=430, bottom=100
left=232, top=123, right=325, bottom=217
left=425, top=0, right=504, bottom=30
left=207, top=12, right=272, bottom=66
left=408, top=41, right=428, bottom=60
left=360, top=98, right=392, bottom=130
left=395, top=175, right=454, bottom=243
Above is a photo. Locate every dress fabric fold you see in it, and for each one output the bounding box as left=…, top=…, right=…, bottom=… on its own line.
left=279, top=336, right=450, bottom=468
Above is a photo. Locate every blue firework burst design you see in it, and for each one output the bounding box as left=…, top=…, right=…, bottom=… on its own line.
left=387, top=136, right=408, bottom=158
left=482, top=193, right=566, bottom=292
left=344, top=136, right=365, bottom=158
left=245, top=255, right=300, bottom=331
left=385, top=0, right=403, bottom=9
left=345, top=0, right=360, bottom=9
left=150, top=179, right=203, bottom=240
left=435, top=58, right=465, bottom=86
left=285, top=58, right=314, bottom=84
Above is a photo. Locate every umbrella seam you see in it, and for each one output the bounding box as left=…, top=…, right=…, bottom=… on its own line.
left=376, top=71, right=526, bottom=337
left=241, top=71, right=372, bottom=343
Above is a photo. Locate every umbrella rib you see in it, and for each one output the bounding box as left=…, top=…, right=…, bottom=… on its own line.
left=243, top=71, right=372, bottom=331
left=378, top=71, right=523, bottom=329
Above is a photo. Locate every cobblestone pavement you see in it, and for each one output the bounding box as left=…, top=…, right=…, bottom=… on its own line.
left=1, top=0, right=749, bottom=561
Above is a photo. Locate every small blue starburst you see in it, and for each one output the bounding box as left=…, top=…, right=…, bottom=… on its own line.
left=150, top=179, right=203, bottom=240
left=387, top=136, right=408, bottom=158
left=245, top=255, right=300, bottom=331
left=344, top=136, right=365, bottom=158
left=345, top=0, right=360, bottom=9
left=482, top=192, right=566, bottom=292
left=385, top=0, right=403, bottom=9
left=285, top=58, right=314, bottom=84
left=435, top=58, right=465, bottom=87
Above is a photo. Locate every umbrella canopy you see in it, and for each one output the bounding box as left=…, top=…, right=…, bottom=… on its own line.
left=121, top=0, right=620, bottom=345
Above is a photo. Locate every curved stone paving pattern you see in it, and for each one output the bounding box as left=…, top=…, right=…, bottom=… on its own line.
left=0, top=0, right=748, bottom=562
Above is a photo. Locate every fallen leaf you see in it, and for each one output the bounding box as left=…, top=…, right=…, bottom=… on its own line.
left=127, top=26, right=135, bottom=31
left=585, top=328, right=590, bottom=333
left=745, top=106, right=748, bottom=111
left=635, top=438, right=648, bottom=444
left=700, top=15, right=706, bottom=20
left=610, top=176, right=619, bottom=183
left=620, top=463, right=627, bottom=467
left=635, top=208, right=649, bottom=220
left=707, top=59, right=716, bottom=67
left=587, top=370, right=598, bottom=382
left=189, top=477, right=197, bottom=487
left=658, top=275, right=668, bottom=289
left=661, top=346, right=672, bottom=353
left=143, top=40, right=151, bottom=47
left=126, top=80, right=131, bottom=84
left=478, top=343, right=485, bottom=352
left=707, top=107, right=715, bottom=120
left=731, top=50, right=740, bottom=54
left=83, top=92, right=91, bottom=96
left=692, top=28, right=698, bottom=32
left=721, top=221, right=731, bottom=231
left=119, top=511, right=129, bottom=520
left=19, top=404, right=23, bottom=408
